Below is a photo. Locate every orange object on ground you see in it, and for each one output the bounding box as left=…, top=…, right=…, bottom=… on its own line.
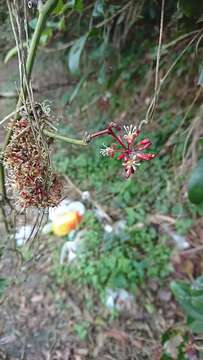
left=52, top=211, right=82, bottom=237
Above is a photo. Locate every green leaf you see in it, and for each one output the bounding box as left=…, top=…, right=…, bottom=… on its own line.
left=191, top=294, right=203, bottom=309
left=67, top=0, right=75, bottom=5
left=93, top=0, right=104, bottom=18
left=67, top=0, right=83, bottom=11
left=40, top=28, right=53, bottom=46
left=4, top=42, right=27, bottom=64
left=69, top=73, right=90, bottom=104
left=198, top=14, right=203, bottom=22
left=75, top=0, right=83, bottom=12
left=68, top=34, right=88, bottom=75
left=59, top=0, right=83, bottom=13
left=53, top=0, right=64, bottom=15
left=29, top=18, right=38, bottom=30
left=191, top=276, right=203, bottom=294
left=189, top=319, right=203, bottom=333
left=98, top=63, right=106, bottom=85
left=180, top=299, right=203, bottom=320
left=171, top=280, right=203, bottom=321
left=188, top=159, right=203, bottom=205
left=198, top=68, right=203, bottom=86
left=0, top=278, right=9, bottom=297
left=58, top=17, right=66, bottom=31
left=90, top=40, right=107, bottom=62
left=178, top=0, right=203, bottom=18
left=171, top=280, right=190, bottom=300
left=111, top=274, right=128, bottom=289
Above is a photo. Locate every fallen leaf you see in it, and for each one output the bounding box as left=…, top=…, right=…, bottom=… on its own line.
left=0, top=335, right=17, bottom=345
left=75, top=348, right=89, bottom=356
left=31, top=294, right=44, bottom=303
left=105, top=328, right=129, bottom=346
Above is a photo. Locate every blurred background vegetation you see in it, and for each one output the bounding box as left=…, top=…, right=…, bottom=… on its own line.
left=1, top=0, right=203, bottom=358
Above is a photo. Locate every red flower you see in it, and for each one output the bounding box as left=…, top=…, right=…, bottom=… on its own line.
left=96, top=123, right=156, bottom=178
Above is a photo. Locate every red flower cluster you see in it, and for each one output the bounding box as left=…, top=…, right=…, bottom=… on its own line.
left=98, top=123, right=156, bottom=178
left=4, top=116, right=63, bottom=208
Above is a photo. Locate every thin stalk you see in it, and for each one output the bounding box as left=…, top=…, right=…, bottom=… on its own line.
left=17, top=0, right=58, bottom=110
left=0, top=162, right=9, bottom=233
left=108, top=128, right=127, bottom=149
left=88, top=129, right=109, bottom=140
left=87, top=126, right=127, bottom=149
left=43, top=129, right=87, bottom=146
left=163, top=30, right=199, bottom=50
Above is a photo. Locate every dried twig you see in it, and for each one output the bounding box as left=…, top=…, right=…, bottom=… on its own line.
left=140, top=0, right=165, bottom=129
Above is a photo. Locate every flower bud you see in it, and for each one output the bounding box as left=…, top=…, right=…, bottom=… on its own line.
left=136, top=138, right=151, bottom=151
left=136, top=153, right=156, bottom=161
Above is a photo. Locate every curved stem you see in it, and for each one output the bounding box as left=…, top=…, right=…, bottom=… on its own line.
left=17, top=0, right=58, bottom=109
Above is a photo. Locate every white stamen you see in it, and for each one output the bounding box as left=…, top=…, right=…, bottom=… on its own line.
left=123, top=124, right=137, bottom=135
left=100, top=144, right=111, bottom=157
left=123, top=154, right=141, bottom=171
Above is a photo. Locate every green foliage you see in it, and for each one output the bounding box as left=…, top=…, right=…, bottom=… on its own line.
left=93, top=0, right=104, bottom=18
left=174, top=218, right=193, bottom=235
left=68, top=34, right=88, bottom=75
left=68, top=0, right=84, bottom=12
left=198, top=68, right=203, bottom=86
left=188, top=158, right=203, bottom=205
left=0, top=3, right=12, bottom=57
left=52, top=103, right=197, bottom=302
left=11, top=0, right=200, bottom=324
left=0, top=278, right=9, bottom=297
left=74, top=321, right=90, bottom=340
left=53, top=212, right=171, bottom=299
left=171, top=277, right=203, bottom=333
left=160, top=329, right=192, bottom=359
left=178, top=0, right=203, bottom=18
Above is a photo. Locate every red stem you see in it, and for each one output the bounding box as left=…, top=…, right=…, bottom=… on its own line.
left=108, top=127, right=127, bottom=149
left=89, top=129, right=109, bottom=140
left=88, top=124, right=127, bottom=150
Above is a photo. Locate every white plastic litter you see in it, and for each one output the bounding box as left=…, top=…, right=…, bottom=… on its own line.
left=49, top=199, right=85, bottom=221
left=113, top=220, right=127, bottom=235
left=162, top=224, right=190, bottom=250
left=60, top=241, right=78, bottom=263
left=94, top=207, right=111, bottom=222
left=104, top=224, right=113, bottom=233
left=105, top=288, right=134, bottom=311
left=48, top=199, right=71, bottom=221
left=81, top=191, right=91, bottom=202
left=60, top=230, right=86, bottom=264
left=42, top=222, right=53, bottom=235
left=15, top=225, right=33, bottom=246
left=171, top=232, right=190, bottom=250
left=65, top=201, right=85, bottom=216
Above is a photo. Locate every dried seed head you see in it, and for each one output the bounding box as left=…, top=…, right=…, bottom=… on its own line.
left=4, top=108, right=63, bottom=209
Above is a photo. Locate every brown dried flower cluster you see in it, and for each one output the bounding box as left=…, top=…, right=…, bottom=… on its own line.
left=4, top=113, right=63, bottom=209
